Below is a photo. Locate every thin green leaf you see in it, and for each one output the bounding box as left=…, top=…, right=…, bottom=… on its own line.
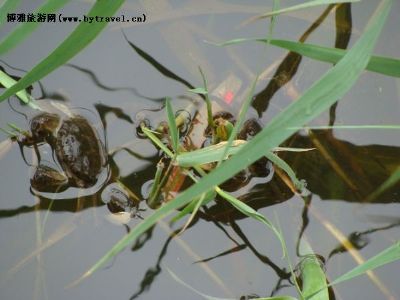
left=0, top=0, right=126, bottom=103
left=171, top=189, right=215, bottom=223
left=165, top=266, right=226, bottom=300
left=188, top=87, right=208, bottom=95
left=165, top=97, right=179, bottom=153
left=142, top=126, right=174, bottom=158
left=0, top=69, right=40, bottom=110
left=273, top=147, right=315, bottom=152
left=0, top=0, right=70, bottom=54
left=167, top=267, right=298, bottom=300
left=268, top=39, right=400, bottom=78
left=330, top=241, right=400, bottom=286
left=253, top=0, right=360, bottom=20
left=215, top=186, right=285, bottom=257
left=265, top=152, right=304, bottom=191
left=216, top=38, right=400, bottom=78
left=82, top=0, right=392, bottom=278
left=198, top=67, right=214, bottom=131
left=299, top=241, right=329, bottom=300
left=218, top=75, right=258, bottom=165
left=0, top=0, right=22, bottom=28
left=177, top=141, right=314, bottom=168
left=367, top=167, right=400, bottom=201
left=289, top=124, right=400, bottom=130
left=176, top=140, right=246, bottom=167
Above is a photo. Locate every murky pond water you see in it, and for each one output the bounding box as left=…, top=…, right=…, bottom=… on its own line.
left=1, top=1, right=399, bottom=299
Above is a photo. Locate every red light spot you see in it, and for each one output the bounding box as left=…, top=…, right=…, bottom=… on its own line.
left=224, top=91, right=234, bottom=104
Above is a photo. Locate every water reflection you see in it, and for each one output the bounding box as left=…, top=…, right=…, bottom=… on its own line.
left=1, top=1, right=399, bottom=299
left=252, top=5, right=335, bottom=117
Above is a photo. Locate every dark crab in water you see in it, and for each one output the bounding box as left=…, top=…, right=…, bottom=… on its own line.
left=20, top=112, right=107, bottom=193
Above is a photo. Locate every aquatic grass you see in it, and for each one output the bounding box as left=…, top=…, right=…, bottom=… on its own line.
left=165, top=97, right=179, bottom=153
left=166, top=265, right=297, bottom=300
left=289, top=125, right=400, bottom=130
left=189, top=67, right=215, bottom=135
left=214, top=39, right=400, bottom=78
left=79, top=0, right=392, bottom=281
left=215, top=186, right=285, bottom=255
left=268, top=40, right=400, bottom=78
left=264, top=152, right=305, bottom=191
left=0, top=69, right=40, bottom=110
left=217, top=75, right=258, bottom=166
left=329, top=241, right=400, bottom=287
left=0, top=0, right=126, bottom=103
left=0, top=0, right=70, bottom=54
left=243, top=0, right=360, bottom=24
left=299, top=241, right=329, bottom=300
left=367, top=166, right=400, bottom=202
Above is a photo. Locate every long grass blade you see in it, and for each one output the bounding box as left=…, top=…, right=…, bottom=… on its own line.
left=80, top=0, right=392, bottom=279
left=329, top=241, right=400, bottom=287
left=142, top=126, right=174, bottom=158
left=215, top=186, right=285, bottom=256
left=165, top=97, right=179, bottom=153
left=299, top=241, right=329, bottom=300
left=289, top=125, right=400, bottom=130
left=0, top=0, right=70, bottom=54
left=265, top=152, right=304, bottom=191
left=0, top=69, right=40, bottom=109
left=268, top=39, right=400, bottom=78
left=0, top=0, right=22, bottom=28
left=0, top=0, right=126, bottom=103
left=166, top=266, right=297, bottom=300
left=367, top=167, right=400, bottom=201
left=216, top=38, right=400, bottom=78
left=218, top=76, right=258, bottom=165
left=251, top=0, right=359, bottom=20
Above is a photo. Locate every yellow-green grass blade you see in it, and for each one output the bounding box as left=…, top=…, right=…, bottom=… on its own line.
left=217, top=38, right=400, bottom=78
left=166, top=266, right=297, bottom=300
left=0, top=0, right=70, bottom=54
left=253, top=0, right=360, bottom=20
left=0, top=69, right=40, bottom=110
left=215, top=186, right=285, bottom=256
left=290, top=125, right=400, bottom=130
left=176, top=140, right=245, bottom=167
left=329, top=241, right=400, bottom=287
left=269, top=39, right=400, bottom=78
left=165, top=97, right=179, bottom=154
left=299, top=241, right=329, bottom=300
left=300, top=256, right=329, bottom=300
left=265, top=152, right=304, bottom=191
left=218, top=75, right=258, bottom=166
left=80, top=0, right=392, bottom=279
left=0, top=0, right=22, bottom=28
left=0, top=0, right=126, bottom=103
left=367, top=166, right=400, bottom=201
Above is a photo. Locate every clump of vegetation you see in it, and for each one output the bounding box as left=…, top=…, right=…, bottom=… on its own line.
left=0, top=0, right=399, bottom=299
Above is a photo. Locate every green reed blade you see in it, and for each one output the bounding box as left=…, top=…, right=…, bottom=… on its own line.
left=0, top=69, right=40, bottom=109
left=165, top=97, right=179, bottom=154
left=253, top=0, right=360, bottom=20
left=330, top=241, right=400, bottom=287
left=216, top=38, right=400, bottom=78
left=265, top=152, right=304, bottom=191
left=299, top=241, right=329, bottom=300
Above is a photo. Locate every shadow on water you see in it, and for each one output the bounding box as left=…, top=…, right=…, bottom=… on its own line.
left=252, top=4, right=336, bottom=117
